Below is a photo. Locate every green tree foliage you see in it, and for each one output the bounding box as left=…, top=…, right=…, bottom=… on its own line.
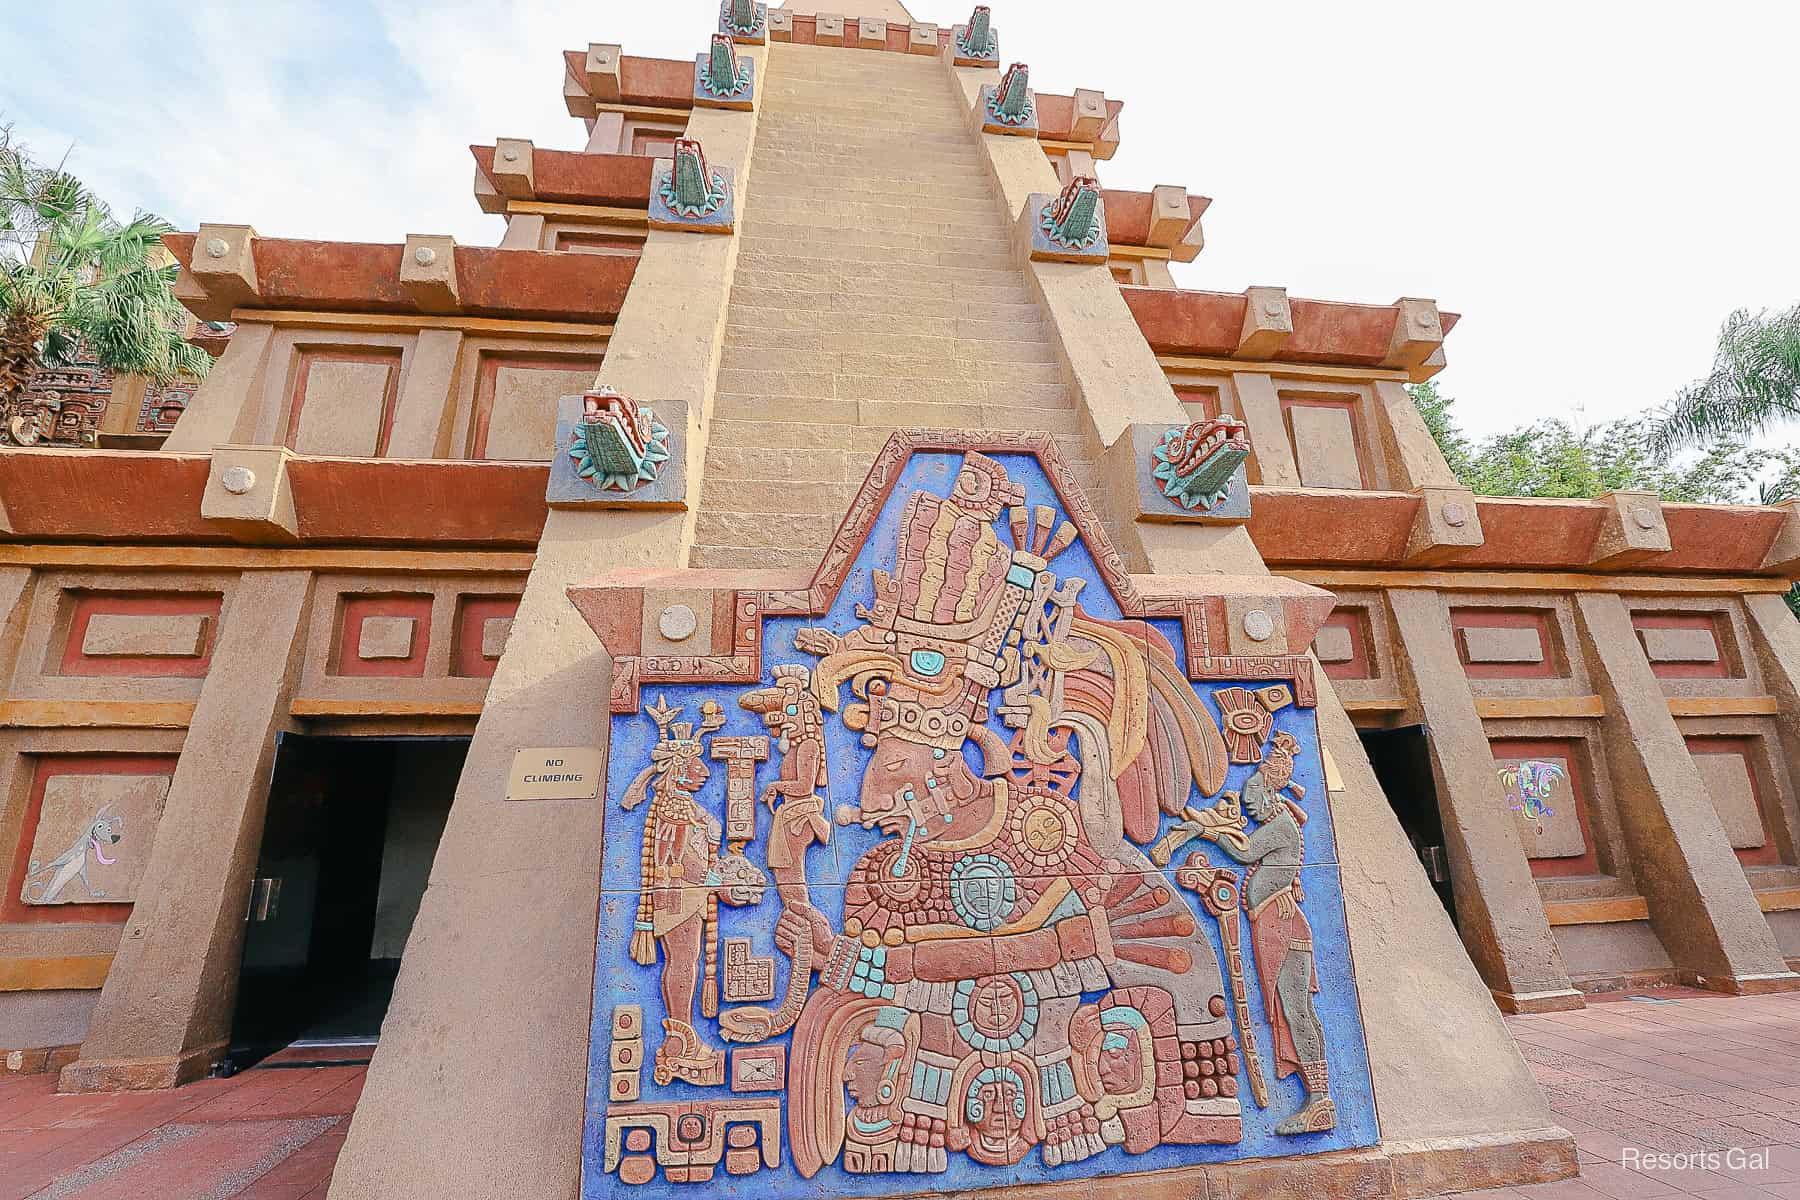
left=0, top=126, right=210, bottom=443
left=1408, top=381, right=1800, bottom=617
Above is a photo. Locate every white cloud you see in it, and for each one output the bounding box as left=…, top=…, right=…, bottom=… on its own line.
left=5, top=0, right=1794, bottom=440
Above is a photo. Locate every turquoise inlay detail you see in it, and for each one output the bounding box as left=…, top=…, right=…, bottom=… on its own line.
left=951, top=973, right=1040, bottom=1053
left=949, top=854, right=1017, bottom=932
left=1005, top=563, right=1036, bottom=589
left=910, top=648, right=947, bottom=676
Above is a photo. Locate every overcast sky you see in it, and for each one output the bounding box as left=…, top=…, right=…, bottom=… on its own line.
left=5, top=1, right=1795, bottom=441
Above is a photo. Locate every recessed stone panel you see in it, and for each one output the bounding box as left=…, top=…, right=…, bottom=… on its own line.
left=1639, top=625, right=1719, bottom=665
left=478, top=357, right=604, bottom=461
left=1458, top=624, right=1545, bottom=666
left=1286, top=403, right=1363, bottom=489
left=81, top=613, right=209, bottom=659
left=358, top=616, right=417, bottom=661
left=291, top=355, right=396, bottom=457
left=1692, top=749, right=1765, bottom=850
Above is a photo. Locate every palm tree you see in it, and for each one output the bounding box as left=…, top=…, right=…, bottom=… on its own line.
left=1651, top=305, right=1800, bottom=455
left=0, top=128, right=210, bottom=445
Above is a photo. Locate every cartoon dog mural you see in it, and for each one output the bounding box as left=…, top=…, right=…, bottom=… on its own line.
left=23, top=806, right=124, bottom=904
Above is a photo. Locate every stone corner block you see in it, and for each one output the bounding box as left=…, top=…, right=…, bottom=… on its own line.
left=1591, top=490, right=1671, bottom=566
left=189, top=224, right=260, bottom=309
left=200, top=444, right=299, bottom=543
left=1405, top=485, right=1485, bottom=565
left=1236, top=286, right=1292, bottom=359
left=399, top=235, right=460, bottom=313
left=490, top=139, right=536, bottom=199
left=585, top=44, right=623, bottom=100
left=908, top=22, right=940, bottom=53
left=1383, top=297, right=1444, bottom=370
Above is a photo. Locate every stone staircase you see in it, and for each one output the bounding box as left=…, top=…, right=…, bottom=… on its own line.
left=690, top=42, right=1090, bottom=570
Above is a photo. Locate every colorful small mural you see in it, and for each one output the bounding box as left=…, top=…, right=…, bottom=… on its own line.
left=22, top=773, right=171, bottom=905
left=583, top=449, right=1375, bottom=1198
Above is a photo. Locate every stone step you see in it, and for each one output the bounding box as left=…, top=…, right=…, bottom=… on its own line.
left=688, top=544, right=821, bottom=571
left=713, top=373, right=1066, bottom=411
left=720, top=267, right=1035, bottom=306
left=691, top=508, right=845, bottom=551
left=738, top=196, right=1001, bottom=228
left=703, top=444, right=855, bottom=480
left=737, top=224, right=1002, bottom=257
left=718, top=342, right=1059, bottom=380
left=733, top=251, right=1026, bottom=287
left=723, top=313, right=1056, bottom=352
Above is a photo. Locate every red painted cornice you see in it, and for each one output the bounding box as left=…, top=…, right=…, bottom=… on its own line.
left=164, top=233, right=635, bottom=324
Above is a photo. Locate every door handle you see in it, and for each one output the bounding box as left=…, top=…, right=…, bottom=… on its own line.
left=245, top=876, right=283, bottom=922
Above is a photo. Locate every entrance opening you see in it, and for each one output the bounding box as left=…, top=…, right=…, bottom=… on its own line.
left=1358, top=725, right=1457, bottom=922
left=225, top=734, right=466, bottom=1072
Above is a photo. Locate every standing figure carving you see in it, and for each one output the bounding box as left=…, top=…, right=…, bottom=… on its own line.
left=621, top=696, right=766, bottom=1086
left=1193, top=731, right=1336, bottom=1134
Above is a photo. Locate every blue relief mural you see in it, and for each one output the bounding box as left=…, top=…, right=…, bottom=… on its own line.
left=581, top=449, right=1375, bottom=1198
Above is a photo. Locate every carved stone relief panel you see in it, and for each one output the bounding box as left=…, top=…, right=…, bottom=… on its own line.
left=579, top=446, right=1376, bottom=1198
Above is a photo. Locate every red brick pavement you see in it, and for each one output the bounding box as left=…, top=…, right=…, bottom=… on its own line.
left=0, top=1064, right=361, bottom=1200
left=6, top=989, right=1800, bottom=1197
left=1460, top=987, right=1800, bottom=1199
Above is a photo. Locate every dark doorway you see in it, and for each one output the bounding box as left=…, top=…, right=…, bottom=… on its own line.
left=226, top=735, right=466, bottom=1072
left=1358, top=725, right=1457, bottom=922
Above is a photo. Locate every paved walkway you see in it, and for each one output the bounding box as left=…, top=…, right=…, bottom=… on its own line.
left=1474, top=988, right=1800, bottom=1198
left=6, top=990, right=1800, bottom=1197
left=0, top=1064, right=360, bottom=1200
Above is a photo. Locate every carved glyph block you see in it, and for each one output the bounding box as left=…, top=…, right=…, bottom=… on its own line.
left=23, top=772, right=171, bottom=905
left=81, top=613, right=209, bottom=659
left=358, top=616, right=417, bottom=660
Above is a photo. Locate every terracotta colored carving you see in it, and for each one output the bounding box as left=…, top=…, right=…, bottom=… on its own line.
left=588, top=446, right=1372, bottom=1194
left=1040, top=177, right=1104, bottom=253
left=1153, top=417, right=1252, bottom=512
left=1183, top=733, right=1336, bottom=1135
left=610, top=1005, right=646, bottom=1103
left=698, top=34, right=753, bottom=102
left=621, top=696, right=767, bottom=1085
left=570, top=387, right=671, bottom=492
left=1214, top=686, right=1273, bottom=765
left=663, top=140, right=730, bottom=221
left=719, top=665, right=833, bottom=1043
left=719, top=0, right=766, bottom=39
left=956, top=6, right=996, bottom=60
left=987, top=63, right=1034, bottom=128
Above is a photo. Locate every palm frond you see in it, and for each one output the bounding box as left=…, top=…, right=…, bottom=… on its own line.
left=1652, top=306, right=1800, bottom=453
